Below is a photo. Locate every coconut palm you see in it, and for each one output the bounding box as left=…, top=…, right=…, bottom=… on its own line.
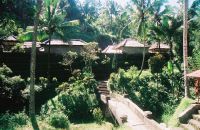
left=18, top=0, right=79, bottom=82
left=183, top=0, right=189, bottom=97
left=130, top=0, right=152, bottom=76
left=30, top=0, right=42, bottom=129
left=42, top=0, right=79, bottom=82
left=189, top=0, right=200, bottom=19
left=150, top=15, right=182, bottom=57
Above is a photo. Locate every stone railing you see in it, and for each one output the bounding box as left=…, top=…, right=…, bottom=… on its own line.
left=111, top=93, right=168, bottom=130
left=179, top=104, right=200, bottom=123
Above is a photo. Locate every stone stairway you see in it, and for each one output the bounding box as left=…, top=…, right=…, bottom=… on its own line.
left=178, top=110, right=200, bottom=130
left=97, top=81, right=110, bottom=96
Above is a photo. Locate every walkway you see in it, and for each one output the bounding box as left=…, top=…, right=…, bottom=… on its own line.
left=108, top=97, right=149, bottom=130
left=98, top=81, right=165, bottom=130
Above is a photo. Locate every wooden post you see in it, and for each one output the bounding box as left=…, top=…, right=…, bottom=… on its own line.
left=195, top=79, right=200, bottom=103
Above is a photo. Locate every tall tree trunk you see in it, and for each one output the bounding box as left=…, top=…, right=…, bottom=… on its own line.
left=183, top=0, right=189, bottom=98
left=47, top=35, right=52, bottom=83
left=0, top=43, right=3, bottom=67
left=138, top=41, right=146, bottom=76
left=30, top=0, right=42, bottom=120
left=138, top=0, right=145, bottom=77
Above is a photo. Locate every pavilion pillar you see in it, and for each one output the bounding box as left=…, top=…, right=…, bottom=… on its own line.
left=194, top=78, right=200, bottom=103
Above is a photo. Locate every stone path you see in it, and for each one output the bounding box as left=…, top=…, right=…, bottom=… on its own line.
left=108, top=97, right=149, bottom=130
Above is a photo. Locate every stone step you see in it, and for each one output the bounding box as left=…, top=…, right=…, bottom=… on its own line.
left=180, top=124, right=195, bottom=130
left=99, top=91, right=110, bottom=94
left=189, top=119, right=200, bottom=130
left=97, top=88, right=109, bottom=91
left=170, top=127, right=184, bottom=130
left=98, top=91, right=110, bottom=95
left=99, top=82, right=107, bottom=85
left=193, top=114, right=200, bottom=122
left=97, top=86, right=108, bottom=89
left=98, top=85, right=107, bottom=88
left=98, top=88, right=110, bottom=92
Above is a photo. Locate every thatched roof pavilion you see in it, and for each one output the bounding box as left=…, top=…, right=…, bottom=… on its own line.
left=42, top=39, right=87, bottom=46
left=102, top=38, right=150, bottom=55
left=102, top=45, right=122, bottom=54
left=149, top=43, right=170, bottom=53
left=0, top=35, right=19, bottom=51
left=187, top=70, right=200, bottom=78
left=115, top=38, right=145, bottom=49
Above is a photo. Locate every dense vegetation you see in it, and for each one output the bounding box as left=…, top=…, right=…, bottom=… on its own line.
left=1, top=0, right=200, bottom=129
left=108, top=64, right=183, bottom=121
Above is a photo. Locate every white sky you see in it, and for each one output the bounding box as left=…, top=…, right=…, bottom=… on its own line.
left=79, top=0, right=195, bottom=8
left=115, top=0, right=194, bottom=7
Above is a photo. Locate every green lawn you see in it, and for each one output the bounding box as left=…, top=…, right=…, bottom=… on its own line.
left=16, top=122, right=131, bottom=130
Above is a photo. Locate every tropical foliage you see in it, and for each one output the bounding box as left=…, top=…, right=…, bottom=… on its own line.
left=1, top=0, right=200, bottom=129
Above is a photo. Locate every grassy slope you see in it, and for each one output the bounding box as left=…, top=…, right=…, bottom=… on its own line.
left=166, top=98, right=194, bottom=127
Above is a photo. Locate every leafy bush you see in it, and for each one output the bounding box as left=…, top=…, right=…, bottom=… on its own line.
left=41, top=70, right=99, bottom=121
left=10, top=112, right=29, bottom=126
left=0, top=112, right=14, bottom=130
left=0, top=111, right=28, bottom=130
left=92, top=108, right=104, bottom=124
left=48, top=111, right=70, bottom=129
left=108, top=66, right=184, bottom=121
left=0, top=65, right=26, bottom=112
left=148, top=54, right=166, bottom=74
left=11, top=43, right=25, bottom=53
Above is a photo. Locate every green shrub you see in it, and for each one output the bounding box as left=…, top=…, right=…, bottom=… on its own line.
left=0, top=65, right=26, bottom=112
left=92, top=108, right=104, bottom=124
left=11, top=43, right=25, bottom=53
left=108, top=65, right=184, bottom=121
left=0, top=112, right=14, bottom=130
left=148, top=54, right=166, bottom=74
left=10, top=112, right=29, bottom=126
left=0, top=112, right=28, bottom=130
left=41, top=70, right=99, bottom=121
left=48, top=111, right=70, bottom=129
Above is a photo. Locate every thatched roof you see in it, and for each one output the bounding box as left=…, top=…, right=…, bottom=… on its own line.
left=102, top=45, right=122, bottom=54
left=6, top=36, right=17, bottom=41
left=115, top=38, right=146, bottom=49
left=187, top=70, right=200, bottom=78
left=149, top=43, right=170, bottom=53
left=43, top=39, right=87, bottom=46
left=0, top=35, right=18, bottom=42
left=23, top=42, right=41, bottom=48
left=68, top=39, right=87, bottom=46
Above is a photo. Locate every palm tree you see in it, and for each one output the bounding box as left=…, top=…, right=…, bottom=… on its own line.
left=183, top=0, right=189, bottom=97
left=43, top=0, right=64, bottom=82
left=151, top=15, right=182, bottom=58
left=30, top=0, right=42, bottom=129
left=42, top=0, right=79, bottom=82
left=130, top=0, right=151, bottom=76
